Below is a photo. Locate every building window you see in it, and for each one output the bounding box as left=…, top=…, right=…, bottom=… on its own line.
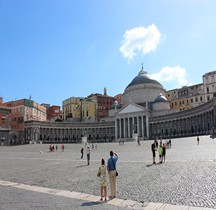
left=195, top=97, right=198, bottom=102
left=191, top=98, right=193, bottom=103
left=200, top=96, right=203, bottom=101
left=207, top=87, right=209, bottom=93
left=207, top=95, right=210, bottom=101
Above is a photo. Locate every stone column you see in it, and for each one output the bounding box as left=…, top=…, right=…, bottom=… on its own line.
left=141, top=115, right=144, bottom=137
left=128, top=117, right=130, bottom=138
left=115, top=119, right=117, bottom=140
left=146, top=116, right=149, bottom=138
left=119, top=118, right=122, bottom=138
left=124, top=118, right=126, bottom=138
left=137, top=116, right=140, bottom=136
left=132, top=116, right=135, bottom=135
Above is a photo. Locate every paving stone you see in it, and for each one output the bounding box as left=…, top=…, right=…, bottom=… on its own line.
left=119, top=199, right=137, bottom=207
left=107, top=198, right=124, bottom=206
left=163, top=204, right=189, bottom=210
left=144, top=202, right=166, bottom=210
left=0, top=136, right=215, bottom=209
left=56, top=190, right=81, bottom=198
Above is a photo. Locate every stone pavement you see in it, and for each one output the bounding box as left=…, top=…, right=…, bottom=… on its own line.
left=0, top=135, right=215, bottom=210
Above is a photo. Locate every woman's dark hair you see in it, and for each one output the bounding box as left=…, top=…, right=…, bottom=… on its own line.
left=110, top=150, right=113, bottom=156
left=101, top=158, right=105, bottom=165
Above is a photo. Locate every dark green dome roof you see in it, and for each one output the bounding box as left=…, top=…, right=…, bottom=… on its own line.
left=154, top=94, right=168, bottom=103
left=126, top=68, right=162, bottom=88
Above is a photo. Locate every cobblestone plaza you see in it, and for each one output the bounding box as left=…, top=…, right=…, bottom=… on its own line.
left=0, top=136, right=215, bottom=209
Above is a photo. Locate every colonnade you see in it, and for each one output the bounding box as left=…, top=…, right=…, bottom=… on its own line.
left=24, top=121, right=115, bottom=143
left=23, top=97, right=216, bottom=143
left=149, top=109, right=215, bottom=138
left=115, top=115, right=149, bottom=139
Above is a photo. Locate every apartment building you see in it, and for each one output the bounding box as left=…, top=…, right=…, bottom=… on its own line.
left=4, top=99, right=46, bottom=130
left=62, top=97, right=83, bottom=121
left=203, top=70, right=216, bottom=102
left=0, top=97, right=11, bottom=129
left=166, top=83, right=204, bottom=111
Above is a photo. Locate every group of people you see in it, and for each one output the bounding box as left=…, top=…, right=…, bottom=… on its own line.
left=151, top=138, right=169, bottom=164
left=97, top=151, right=118, bottom=201
left=80, top=145, right=118, bottom=201
left=49, top=144, right=64, bottom=152
left=80, top=144, right=118, bottom=201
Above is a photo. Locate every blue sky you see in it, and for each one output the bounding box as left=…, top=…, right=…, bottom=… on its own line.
left=1, top=0, right=216, bottom=107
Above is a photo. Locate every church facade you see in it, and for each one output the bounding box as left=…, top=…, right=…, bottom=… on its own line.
left=24, top=67, right=216, bottom=143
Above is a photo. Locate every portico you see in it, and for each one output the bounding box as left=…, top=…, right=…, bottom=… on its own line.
left=115, top=104, right=150, bottom=140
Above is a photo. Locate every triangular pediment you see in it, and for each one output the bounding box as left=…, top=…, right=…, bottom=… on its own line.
left=118, top=104, right=145, bottom=115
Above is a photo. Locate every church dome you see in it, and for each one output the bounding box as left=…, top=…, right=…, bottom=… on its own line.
left=154, top=93, right=168, bottom=103
left=153, top=93, right=170, bottom=111
left=126, top=68, right=162, bottom=88
left=123, top=66, right=166, bottom=106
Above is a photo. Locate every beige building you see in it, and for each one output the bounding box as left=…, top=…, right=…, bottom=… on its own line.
left=166, top=70, right=216, bottom=111
left=203, top=70, right=216, bottom=102
left=62, top=97, right=83, bottom=122
left=166, top=83, right=204, bottom=111
left=81, top=97, right=97, bottom=122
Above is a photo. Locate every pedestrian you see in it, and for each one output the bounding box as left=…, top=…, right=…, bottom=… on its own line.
left=151, top=141, right=156, bottom=164
left=56, top=145, right=58, bottom=151
left=162, top=143, right=166, bottom=163
left=137, top=136, right=141, bottom=146
left=81, top=147, right=84, bottom=159
left=169, top=139, right=172, bottom=148
left=158, top=145, right=163, bottom=164
left=107, top=151, right=118, bottom=199
left=159, top=138, right=162, bottom=147
left=97, top=158, right=107, bottom=201
left=61, top=144, right=64, bottom=152
left=197, top=136, right=200, bottom=145
left=86, top=146, right=90, bottom=165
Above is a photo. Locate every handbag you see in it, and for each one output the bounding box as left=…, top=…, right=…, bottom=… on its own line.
left=111, top=157, right=118, bottom=177
left=97, top=168, right=101, bottom=177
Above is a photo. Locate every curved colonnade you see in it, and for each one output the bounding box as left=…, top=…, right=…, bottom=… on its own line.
left=24, top=97, right=216, bottom=143
left=24, top=121, right=115, bottom=144
left=149, top=99, right=216, bottom=138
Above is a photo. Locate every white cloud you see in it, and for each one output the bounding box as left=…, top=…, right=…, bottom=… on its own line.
left=149, top=66, right=190, bottom=87
left=120, top=24, right=161, bottom=61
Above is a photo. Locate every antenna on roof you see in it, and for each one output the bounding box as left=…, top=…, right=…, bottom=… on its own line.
left=29, top=94, right=32, bottom=100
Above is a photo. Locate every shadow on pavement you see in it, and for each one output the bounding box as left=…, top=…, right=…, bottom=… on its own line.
left=81, top=201, right=101, bottom=206
left=146, top=163, right=154, bottom=167
left=76, top=164, right=88, bottom=168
